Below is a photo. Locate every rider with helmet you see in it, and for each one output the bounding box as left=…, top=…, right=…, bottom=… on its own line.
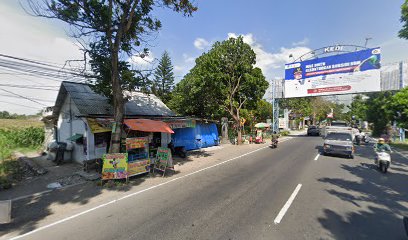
left=374, top=138, right=391, bottom=152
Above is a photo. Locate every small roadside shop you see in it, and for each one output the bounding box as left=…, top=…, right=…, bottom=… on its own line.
left=101, top=119, right=175, bottom=181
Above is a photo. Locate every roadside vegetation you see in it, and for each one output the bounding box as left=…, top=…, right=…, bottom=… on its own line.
left=0, top=116, right=45, bottom=189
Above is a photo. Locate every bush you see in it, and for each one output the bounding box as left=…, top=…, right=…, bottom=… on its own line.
left=280, top=130, right=290, bottom=136
left=0, top=127, right=44, bottom=159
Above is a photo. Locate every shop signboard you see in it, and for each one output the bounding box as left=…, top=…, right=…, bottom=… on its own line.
left=167, top=119, right=196, bottom=129
left=126, top=137, right=148, bottom=151
left=128, top=159, right=151, bottom=176
left=284, top=47, right=381, bottom=98
left=87, top=118, right=111, bottom=133
left=102, top=153, right=128, bottom=180
left=155, top=147, right=173, bottom=171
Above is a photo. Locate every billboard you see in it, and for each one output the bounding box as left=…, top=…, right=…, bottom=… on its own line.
left=284, top=47, right=381, bottom=98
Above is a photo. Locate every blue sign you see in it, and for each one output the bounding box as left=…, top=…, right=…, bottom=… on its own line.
left=285, top=48, right=381, bottom=80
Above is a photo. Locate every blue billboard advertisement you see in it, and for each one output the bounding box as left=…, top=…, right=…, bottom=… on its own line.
left=284, top=47, right=381, bottom=98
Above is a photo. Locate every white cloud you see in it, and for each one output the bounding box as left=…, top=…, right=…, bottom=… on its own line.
left=174, top=65, right=184, bottom=72
left=194, top=38, right=210, bottom=50
left=0, top=2, right=84, bottom=114
left=292, top=37, right=310, bottom=46
left=182, top=53, right=196, bottom=63
left=227, top=33, right=311, bottom=79
left=130, top=52, right=155, bottom=66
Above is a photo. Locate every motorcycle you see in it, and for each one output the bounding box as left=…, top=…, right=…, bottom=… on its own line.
left=168, top=142, right=187, bottom=158
left=270, top=139, right=278, bottom=148
left=375, top=149, right=391, bottom=173
left=355, top=135, right=362, bottom=145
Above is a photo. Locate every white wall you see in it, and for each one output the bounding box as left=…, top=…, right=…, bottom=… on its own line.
left=57, top=95, right=87, bottom=163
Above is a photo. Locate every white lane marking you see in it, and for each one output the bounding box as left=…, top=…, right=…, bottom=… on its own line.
left=314, top=154, right=320, bottom=161
left=9, top=138, right=295, bottom=240
left=274, top=183, right=302, bottom=224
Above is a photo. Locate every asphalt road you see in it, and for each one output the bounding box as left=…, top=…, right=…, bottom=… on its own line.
left=3, top=135, right=408, bottom=240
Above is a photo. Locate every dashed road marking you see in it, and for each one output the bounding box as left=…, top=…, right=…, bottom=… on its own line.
left=274, top=183, right=302, bottom=224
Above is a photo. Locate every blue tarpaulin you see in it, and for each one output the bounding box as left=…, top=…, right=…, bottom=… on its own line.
left=172, top=123, right=219, bottom=151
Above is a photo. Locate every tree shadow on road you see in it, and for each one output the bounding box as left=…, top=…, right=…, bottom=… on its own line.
left=317, top=153, right=408, bottom=239
left=0, top=176, right=147, bottom=237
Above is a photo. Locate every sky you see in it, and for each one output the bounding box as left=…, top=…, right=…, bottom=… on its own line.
left=1, top=0, right=408, bottom=114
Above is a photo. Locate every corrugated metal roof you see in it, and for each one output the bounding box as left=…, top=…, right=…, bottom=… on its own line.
left=53, top=81, right=175, bottom=117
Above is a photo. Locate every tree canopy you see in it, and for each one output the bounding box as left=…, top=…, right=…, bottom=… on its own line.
left=30, top=0, right=197, bottom=152
left=169, top=36, right=269, bottom=143
left=152, top=51, right=175, bottom=103
left=399, top=0, right=408, bottom=39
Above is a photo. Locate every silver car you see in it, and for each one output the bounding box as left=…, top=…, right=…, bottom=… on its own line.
left=323, top=132, right=354, bottom=159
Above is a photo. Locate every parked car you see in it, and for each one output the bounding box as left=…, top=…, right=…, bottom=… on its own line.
left=307, top=126, right=320, bottom=136
left=323, top=132, right=354, bottom=159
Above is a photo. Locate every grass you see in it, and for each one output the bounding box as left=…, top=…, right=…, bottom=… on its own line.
left=390, top=140, right=408, bottom=151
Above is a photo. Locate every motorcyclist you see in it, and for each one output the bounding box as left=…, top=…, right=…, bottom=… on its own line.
left=374, top=138, right=391, bottom=152
left=271, top=131, right=279, bottom=146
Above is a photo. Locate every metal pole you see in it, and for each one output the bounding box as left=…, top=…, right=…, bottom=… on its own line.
left=271, top=78, right=280, bottom=133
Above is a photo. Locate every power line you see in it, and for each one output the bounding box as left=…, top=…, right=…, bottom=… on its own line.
left=0, top=94, right=55, bottom=103
left=0, top=88, right=47, bottom=106
left=0, top=84, right=59, bottom=91
left=0, top=100, right=42, bottom=109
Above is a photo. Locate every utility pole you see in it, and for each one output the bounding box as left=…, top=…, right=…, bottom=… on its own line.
left=271, top=78, right=280, bottom=133
left=364, top=37, right=372, bottom=48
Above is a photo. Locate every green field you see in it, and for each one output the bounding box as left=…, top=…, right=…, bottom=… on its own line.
left=0, top=119, right=44, bottom=129
left=0, top=119, right=45, bottom=160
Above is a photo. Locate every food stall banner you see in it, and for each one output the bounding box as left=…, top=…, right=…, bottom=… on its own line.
left=126, top=137, right=148, bottom=150
left=102, top=153, right=128, bottom=180
left=156, top=147, right=173, bottom=170
left=128, top=159, right=150, bottom=176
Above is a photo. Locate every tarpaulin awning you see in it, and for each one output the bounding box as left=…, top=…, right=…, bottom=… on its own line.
left=67, top=134, right=83, bottom=141
left=124, top=119, right=174, bottom=133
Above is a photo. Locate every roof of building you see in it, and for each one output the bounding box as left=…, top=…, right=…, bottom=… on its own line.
left=53, top=81, right=175, bottom=118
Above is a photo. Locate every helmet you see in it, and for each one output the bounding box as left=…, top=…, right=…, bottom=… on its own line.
left=378, top=138, right=385, bottom=143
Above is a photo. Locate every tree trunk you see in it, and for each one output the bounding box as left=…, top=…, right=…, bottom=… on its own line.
left=109, top=49, right=124, bottom=153
left=237, top=109, right=242, bottom=145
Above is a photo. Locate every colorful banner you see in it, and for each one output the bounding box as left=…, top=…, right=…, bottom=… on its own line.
left=126, top=137, right=148, bottom=150
left=156, top=147, right=173, bottom=170
left=102, top=153, right=128, bottom=180
left=284, top=47, right=381, bottom=98
left=128, top=159, right=151, bottom=176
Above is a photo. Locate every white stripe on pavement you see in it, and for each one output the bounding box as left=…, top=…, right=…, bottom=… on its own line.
left=314, top=154, right=320, bottom=161
left=274, top=183, right=302, bottom=224
left=8, top=137, right=295, bottom=240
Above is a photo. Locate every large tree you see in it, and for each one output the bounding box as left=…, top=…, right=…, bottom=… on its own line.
left=169, top=36, right=269, bottom=144
left=399, top=0, right=408, bottom=39
left=29, top=0, right=196, bottom=153
left=153, top=51, right=175, bottom=103
left=389, top=87, right=408, bottom=129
